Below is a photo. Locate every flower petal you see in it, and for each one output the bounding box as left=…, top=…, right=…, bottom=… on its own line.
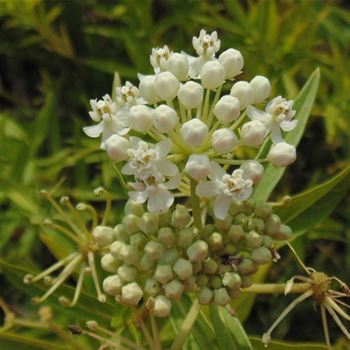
left=209, top=161, right=226, bottom=180
left=271, top=124, right=283, bottom=143
left=280, top=119, right=297, bottom=132
left=234, top=186, right=252, bottom=201
left=165, top=173, right=181, bottom=190
left=213, top=195, right=232, bottom=220
left=83, top=122, right=103, bottom=138
left=246, top=105, right=271, bottom=123
left=147, top=186, right=174, bottom=213
left=196, top=182, right=218, bottom=197
left=157, top=138, right=172, bottom=157
left=129, top=190, right=148, bottom=203
left=153, top=159, right=178, bottom=177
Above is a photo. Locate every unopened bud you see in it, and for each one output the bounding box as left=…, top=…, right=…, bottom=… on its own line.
left=237, top=258, right=258, bottom=275
left=183, top=276, right=196, bottom=292
left=214, top=214, right=233, bottom=231
left=110, top=241, right=126, bottom=258
left=227, top=225, right=245, bottom=243
left=92, top=226, right=115, bottom=247
left=268, top=142, right=296, bottom=167
left=128, top=105, right=153, bottom=133
left=202, top=257, right=218, bottom=274
left=144, top=278, right=162, bottom=296
left=198, top=287, right=213, bottom=304
left=103, top=275, right=123, bottom=296
left=173, top=258, right=193, bottom=280
left=274, top=224, right=293, bottom=241
left=201, top=61, right=225, bottom=90
left=139, top=212, right=159, bottom=235
left=213, top=288, right=230, bottom=306
left=244, top=231, right=263, bottom=249
left=101, top=253, right=120, bottom=272
left=171, top=205, right=191, bottom=228
left=105, top=135, right=129, bottom=162
left=196, top=274, right=209, bottom=287
left=165, top=53, right=189, bottom=81
left=181, top=119, right=208, bottom=148
left=178, top=81, right=204, bottom=109
left=186, top=240, right=208, bottom=262
left=122, top=214, right=140, bottom=234
left=240, top=160, right=264, bottom=183
left=240, top=120, right=267, bottom=147
left=208, top=232, right=223, bottom=251
left=265, top=214, right=281, bottom=236
left=154, top=264, right=174, bottom=284
left=158, top=247, right=180, bottom=265
left=144, top=241, right=164, bottom=261
left=213, top=95, right=240, bottom=124
left=138, top=75, right=159, bottom=104
left=152, top=104, right=178, bottom=133
left=251, top=247, right=272, bottom=265
left=218, top=48, right=244, bottom=79
left=212, top=128, right=238, bottom=154
left=155, top=72, right=179, bottom=101
left=177, top=228, right=194, bottom=248
left=249, top=75, right=271, bottom=104
left=223, top=272, right=242, bottom=290
left=120, top=282, right=143, bottom=306
left=157, top=227, right=176, bottom=248
left=118, top=244, right=140, bottom=265
left=139, top=254, right=155, bottom=272
left=117, top=265, right=138, bottom=282
left=164, top=279, right=184, bottom=300
left=125, top=200, right=144, bottom=216
left=230, top=81, right=253, bottom=109
left=129, top=233, right=147, bottom=249
left=241, top=274, right=253, bottom=288
left=210, top=275, right=223, bottom=289
left=153, top=295, right=172, bottom=318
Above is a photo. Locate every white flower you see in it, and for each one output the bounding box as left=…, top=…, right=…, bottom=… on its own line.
left=246, top=96, right=297, bottom=143
left=240, top=160, right=264, bottom=183
left=200, top=61, right=225, bottom=90
left=185, top=154, right=211, bottom=181
left=193, top=29, right=220, bottom=58
left=105, top=134, right=129, bottom=162
left=129, top=174, right=180, bottom=213
left=230, top=81, right=253, bottom=109
left=150, top=45, right=172, bottom=73
left=154, top=72, right=180, bottom=101
left=122, top=137, right=178, bottom=182
left=88, top=94, right=117, bottom=122
left=181, top=119, right=208, bottom=148
left=177, top=81, right=204, bottom=109
left=218, top=48, right=244, bottom=80
left=115, top=81, right=144, bottom=107
left=138, top=74, right=159, bottom=104
left=128, top=105, right=153, bottom=133
left=240, top=120, right=267, bottom=147
left=153, top=104, right=178, bottom=133
left=267, top=142, right=296, bottom=167
left=249, top=76, right=271, bottom=104
left=212, top=128, right=238, bottom=154
left=213, top=95, right=241, bottom=124
left=165, top=53, right=189, bottom=81
left=83, top=113, right=129, bottom=149
left=196, top=162, right=253, bottom=219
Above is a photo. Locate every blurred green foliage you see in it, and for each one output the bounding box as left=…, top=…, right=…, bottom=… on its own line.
left=1, top=0, right=349, bottom=348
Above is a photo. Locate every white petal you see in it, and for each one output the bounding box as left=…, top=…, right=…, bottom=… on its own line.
left=154, top=159, right=178, bottom=177
left=246, top=105, right=270, bottom=123
left=271, top=124, right=283, bottom=143
left=234, top=186, right=252, bottom=201
left=147, top=187, right=173, bottom=213
left=129, top=136, right=143, bottom=149
left=121, top=163, right=134, bottom=176
left=213, top=196, right=232, bottom=220
left=280, top=119, right=297, bottom=132
left=196, top=182, right=218, bottom=197
left=165, top=174, right=181, bottom=190
left=157, top=138, right=172, bottom=157
left=129, top=190, right=148, bottom=203
left=83, top=122, right=103, bottom=138
left=209, top=161, right=226, bottom=180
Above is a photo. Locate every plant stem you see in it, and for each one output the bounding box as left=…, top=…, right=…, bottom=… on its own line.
left=189, top=178, right=202, bottom=230
left=242, top=282, right=311, bottom=294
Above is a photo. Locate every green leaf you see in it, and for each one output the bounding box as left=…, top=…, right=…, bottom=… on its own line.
left=219, top=308, right=253, bottom=350
left=253, top=68, right=321, bottom=202
left=249, top=337, right=328, bottom=350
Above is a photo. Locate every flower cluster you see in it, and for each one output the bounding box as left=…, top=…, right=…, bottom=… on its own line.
left=84, top=29, right=297, bottom=215
left=100, top=199, right=291, bottom=317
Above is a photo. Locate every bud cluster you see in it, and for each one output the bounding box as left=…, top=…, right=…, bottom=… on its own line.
left=101, top=199, right=292, bottom=317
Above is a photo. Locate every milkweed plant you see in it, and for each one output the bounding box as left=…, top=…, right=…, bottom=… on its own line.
left=4, top=29, right=349, bottom=350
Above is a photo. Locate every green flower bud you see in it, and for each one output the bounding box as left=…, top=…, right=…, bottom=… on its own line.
left=240, top=274, right=253, bottom=288
left=222, top=243, right=237, bottom=255
left=158, top=247, right=180, bottom=265
left=265, top=214, right=281, bottom=236
left=208, top=232, right=223, bottom=251
left=222, top=272, right=241, bottom=290
left=213, top=288, right=230, bottom=306
left=158, top=210, right=172, bottom=227
left=157, top=227, right=176, bottom=248
left=103, top=275, right=123, bottom=296
left=101, top=253, right=120, bottom=273
left=129, top=232, right=147, bottom=248
left=227, top=225, right=245, bottom=243
left=139, top=254, right=155, bottom=272
left=254, top=202, right=272, bottom=219
left=214, top=215, right=233, bottom=231
left=125, top=200, right=144, bottom=217
left=117, top=265, right=138, bottom=282
left=251, top=247, right=272, bottom=265
left=153, top=295, right=172, bottom=318
left=154, top=264, right=174, bottom=284
left=118, top=244, right=140, bottom=265
left=183, top=276, right=196, bottom=292
left=187, top=240, right=208, bottom=262
left=242, top=199, right=255, bottom=215
left=114, top=224, right=129, bottom=242
left=139, top=212, right=159, bottom=235
left=173, top=258, right=193, bottom=280
left=229, top=199, right=244, bottom=216
left=144, top=241, right=164, bottom=261
left=244, top=230, right=263, bottom=249
left=164, top=279, right=184, bottom=299
left=234, top=213, right=248, bottom=226
left=273, top=224, right=293, bottom=240
left=122, top=214, right=140, bottom=234
left=93, top=225, right=115, bottom=247
left=120, top=282, right=143, bottom=306
left=210, top=275, right=223, bottom=289
left=196, top=273, right=209, bottom=287
left=217, top=264, right=231, bottom=275
left=144, top=278, right=162, bottom=296
left=177, top=228, right=194, bottom=248
left=203, top=257, right=218, bottom=275
left=262, top=235, right=274, bottom=248
left=200, top=224, right=215, bottom=239
left=198, top=287, right=213, bottom=304
left=171, top=205, right=191, bottom=228
left=248, top=218, right=265, bottom=232
left=228, top=288, right=241, bottom=299
left=238, top=258, right=258, bottom=275
left=192, top=261, right=202, bottom=274
left=110, top=241, right=126, bottom=258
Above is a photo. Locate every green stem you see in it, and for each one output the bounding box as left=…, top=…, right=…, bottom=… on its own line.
left=242, top=283, right=311, bottom=294
left=201, top=89, right=210, bottom=121
left=212, top=158, right=268, bottom=165
left=229, top=111, right=247, bottom=131
left=170, top=300, right=201, bottom=350
left=112, top=164, right=128, bottom=195
left=190, top=178, right=202, bottom=230
left=206, top=85, right=222, bottom=128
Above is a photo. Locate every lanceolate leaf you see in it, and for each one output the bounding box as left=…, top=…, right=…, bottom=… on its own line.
left=249, top=337, right=328, bottom=350
left=253, top=68, right=321, bottom=202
